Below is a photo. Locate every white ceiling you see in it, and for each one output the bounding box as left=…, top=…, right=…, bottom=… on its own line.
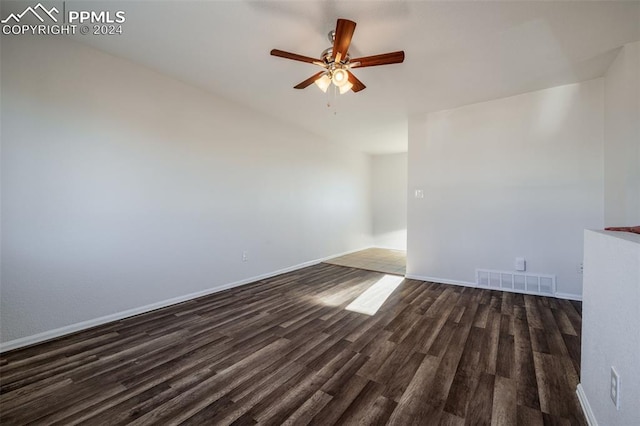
left=5, top=1, right=640, bottom=153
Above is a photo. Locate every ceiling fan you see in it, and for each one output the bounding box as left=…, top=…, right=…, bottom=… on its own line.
left=270, top=18, right=405, bottom=94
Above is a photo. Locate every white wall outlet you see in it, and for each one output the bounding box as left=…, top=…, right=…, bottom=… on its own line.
left=577, top=263, right=584, bottom=274
left=414, top=189, right=424, bottom=199
left=515, top=257, right=526, bottom=271
left=242, top=251, right=249, bottom=262
left=610, top=366, right=620, bottom=409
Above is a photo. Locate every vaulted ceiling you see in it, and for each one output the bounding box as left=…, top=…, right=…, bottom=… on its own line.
left=4, top=1, right=639, bottom=153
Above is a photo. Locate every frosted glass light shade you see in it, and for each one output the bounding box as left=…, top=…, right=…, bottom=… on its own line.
left=339, top=81, right=353, bottom=94
left=331, top=69, right=349, bottom=87
left=314, top=74, right=331, bottom=92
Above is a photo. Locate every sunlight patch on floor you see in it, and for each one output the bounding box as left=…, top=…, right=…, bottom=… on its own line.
left=314, top=287, right=362, bottom=307
left=345, top=274, right=404, bottom=316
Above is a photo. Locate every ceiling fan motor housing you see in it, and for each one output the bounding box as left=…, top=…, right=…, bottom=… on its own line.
left=321, top=47, right=350, bottom=66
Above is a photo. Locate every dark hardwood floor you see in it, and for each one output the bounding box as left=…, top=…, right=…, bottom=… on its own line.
left=0, top=263, right=585, bottom=425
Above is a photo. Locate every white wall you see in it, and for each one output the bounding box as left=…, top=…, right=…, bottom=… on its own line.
left=407, top=80, right=605, bottom=297
left=371, top=153, right=407, bottom=250
left=604, top=41, right=640, bottom=227
left=579, top=230, right=640, bottom=426
left=577, top=41, right=640, bottom=426
left=0, top=37, right=372, bottom=347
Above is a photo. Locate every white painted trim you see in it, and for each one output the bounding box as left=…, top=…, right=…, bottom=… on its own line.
left=0, top=246, right=372, bottom=353
left=576, top=384, right=598, bottom=426
left=371, top=245, right=407, bottom=252
left=323, top=246, right=375, bottom=261
left=1, top=281, right=247, bottom=353
left=404, top=274, right=476, bottom=287
left=555, top=292, right=583, bottom=301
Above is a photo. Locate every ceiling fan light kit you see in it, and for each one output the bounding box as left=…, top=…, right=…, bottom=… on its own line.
left=271, top=18, right=405, bottom=95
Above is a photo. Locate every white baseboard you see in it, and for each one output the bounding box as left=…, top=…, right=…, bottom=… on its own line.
left=323, top=246, right=375, bottom=260
left=576, top=384, right=598, bottom=426
left=555, top=292, right=583, bottom=301
left=371, top=245, right=406, bottom=252
left=1, top=280, right=249, bottom=353
left=0, top=246, right=372, bottom=353
left=404, top=274, right=476, bottom=287
left=405, top=274, right=583, bottom=301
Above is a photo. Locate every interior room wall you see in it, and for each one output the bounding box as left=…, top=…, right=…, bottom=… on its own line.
left=604, top=41, right=640, bottom=227
left=371, top=153, right=407, bottom=250
left=0, top=37, right=373, bottom=347
left=407, top=79, right=605, bottom=298
left=579, top=230, right=640, bottom=426
left=578, top=41, right=640, bottom=426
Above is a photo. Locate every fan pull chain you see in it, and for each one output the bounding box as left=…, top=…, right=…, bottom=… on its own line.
left=326, top=85, right=339, bottom=115
left=326, top=84, right=333, bottom=108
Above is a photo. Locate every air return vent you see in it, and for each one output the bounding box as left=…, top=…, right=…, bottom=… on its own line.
left=476, top=269, right=555, bottom=296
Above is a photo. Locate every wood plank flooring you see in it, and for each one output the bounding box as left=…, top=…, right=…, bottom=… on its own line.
left=324, top=248, right=406, bottom=276
left=0, top=263, right=585, bottom=425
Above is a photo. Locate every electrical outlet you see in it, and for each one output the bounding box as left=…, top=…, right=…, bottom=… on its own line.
left=577, top=263, right=583, bottom=274
left=242, top=251, right=249, bottom=262
left=610, top=367, right=620, bottom=409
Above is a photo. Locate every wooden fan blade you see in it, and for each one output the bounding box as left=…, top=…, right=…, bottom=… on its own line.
left=294, top=71, right=326, bottom=89
left=332, top=19, right=356, bottom=63
left=348, top=72, right=366, bottom=92
left=350, top=51, right=405, bottom=68
left=271, top=49, right=321, bottom=65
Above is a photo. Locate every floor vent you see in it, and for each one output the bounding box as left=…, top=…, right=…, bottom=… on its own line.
left=476, top=269, right=555, bottom=296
